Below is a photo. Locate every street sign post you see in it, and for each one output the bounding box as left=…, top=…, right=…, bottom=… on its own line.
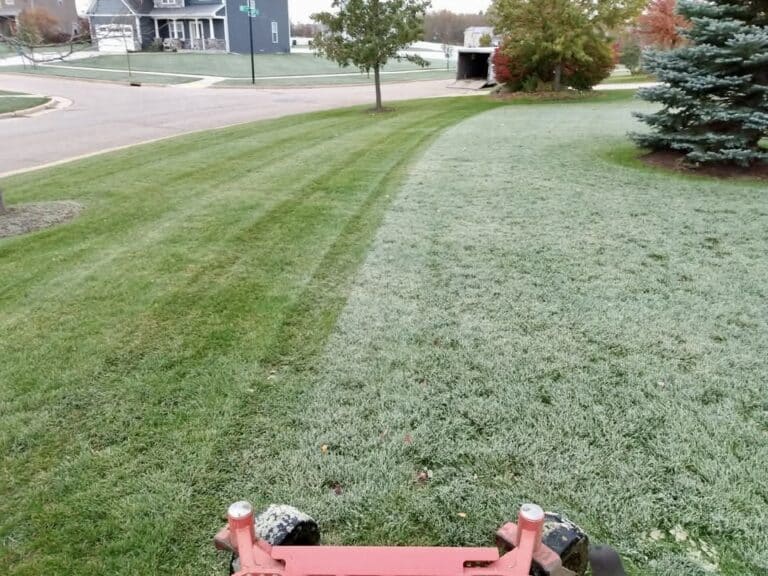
left=239, top=1, right=260, bottom=84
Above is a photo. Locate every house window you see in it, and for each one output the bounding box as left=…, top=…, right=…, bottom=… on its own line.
left=271, top=21, right=278, bottom=43
left=5, top=0, right=15, bottom=5
left=170, top=20, right=184, bottom=39
left=160, top=0, right=176, bottom=5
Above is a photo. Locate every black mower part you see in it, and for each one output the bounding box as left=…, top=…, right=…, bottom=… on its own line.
left=538, top=512, right=590, bottom=575
left=229, top=504, right=320, bottom=575
left=254, top=504, right=321, bottom=546
left=588, top=545, right=627, bottom=576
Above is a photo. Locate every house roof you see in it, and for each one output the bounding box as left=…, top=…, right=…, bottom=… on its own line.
left=86, top=0, right=155, bottom=15
left=149, top=5, right=225, bottom=18
left=0, top=7, right=20, bottom=17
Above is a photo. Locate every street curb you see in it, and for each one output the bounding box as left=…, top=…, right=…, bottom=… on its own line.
left=0, top=97, right=53, bottom=119
left=0, top=70, right=180, bottom=88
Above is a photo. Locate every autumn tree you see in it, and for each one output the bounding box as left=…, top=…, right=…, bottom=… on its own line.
left=637, top=0, right=690, bottom=48
left=312, top=0, right=431, bottom=112
left=16, top=7, right=60, bottom=45
left=291, top=22, right=321, bottom=38
left=490, top=0, right=645, bottom=91
left=632, top=0, right=768, bottom=166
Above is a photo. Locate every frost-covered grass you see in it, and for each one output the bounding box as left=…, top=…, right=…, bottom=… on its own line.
left=2, top=65, right=198, bottom=84
left=49, top=52, right=441, bottom=78
left=261, top=102, right=768, bottom=576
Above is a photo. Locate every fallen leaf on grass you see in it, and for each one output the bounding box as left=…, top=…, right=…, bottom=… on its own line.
left=415, top=469, right=433, bottom=484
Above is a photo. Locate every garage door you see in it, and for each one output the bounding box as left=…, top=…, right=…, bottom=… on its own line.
left=95, top=24, right=136, bottom=53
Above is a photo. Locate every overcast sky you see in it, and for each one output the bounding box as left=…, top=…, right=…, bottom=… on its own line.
left=290, top=1, right=491, bottom=23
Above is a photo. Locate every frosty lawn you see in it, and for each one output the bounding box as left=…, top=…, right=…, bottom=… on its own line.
left=1, top=94, right=766, bottom=576
left=254, top=105, right=767, bottom=576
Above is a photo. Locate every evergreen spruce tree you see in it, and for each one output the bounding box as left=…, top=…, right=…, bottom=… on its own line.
left=632, top=0, right=768, bottom=166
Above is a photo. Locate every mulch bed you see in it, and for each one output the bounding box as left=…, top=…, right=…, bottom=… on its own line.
left=641, top=150, right=768, bottom=181
left=0, top=201, right=83, bottom=239
left=492, top=90, right=605, bottom=102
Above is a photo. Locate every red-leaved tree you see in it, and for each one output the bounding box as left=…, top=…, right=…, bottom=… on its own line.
left=637, top=0, right=690, bottom=49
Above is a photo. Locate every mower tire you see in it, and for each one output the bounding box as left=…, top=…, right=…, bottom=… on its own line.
left=229, top=504, right=320, bottom=575
left=254, top=504, right=321, bottom=546
left=534, top=512, right=589, bottom=576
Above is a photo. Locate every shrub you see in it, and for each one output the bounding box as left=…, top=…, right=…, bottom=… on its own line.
left=617, top=34, right=643, bottom=74
left=563, top=38, right=615, bottom=90
left=76, top=17, right=91, bottom=43
left=17, top=7, right=61, bottom=45
left=479, top=33, right=492, bottom=47
left=492, top=44, right=527, bottom=88
left=147, top=38, right=164, bottom=52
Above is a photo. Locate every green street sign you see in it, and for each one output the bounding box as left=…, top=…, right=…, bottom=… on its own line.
left=239, top=5, right=258, bottom=15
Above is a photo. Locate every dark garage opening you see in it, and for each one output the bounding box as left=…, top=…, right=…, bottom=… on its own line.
left=455, top=48, right=495, bottom=88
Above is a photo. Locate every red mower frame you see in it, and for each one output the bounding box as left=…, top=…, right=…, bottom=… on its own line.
left=214, top=501, right=579, bottom=576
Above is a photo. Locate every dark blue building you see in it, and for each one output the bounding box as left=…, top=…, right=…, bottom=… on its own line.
left=87, top=0, right=290, bottom=54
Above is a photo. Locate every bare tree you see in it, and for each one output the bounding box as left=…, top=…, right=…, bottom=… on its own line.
left=0, top=7, right=90, bottom=66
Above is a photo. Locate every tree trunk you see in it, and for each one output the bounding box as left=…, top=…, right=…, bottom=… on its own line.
left=553, top=62, right=563, bottom=92
left=374, top=64, right=383, bottom=112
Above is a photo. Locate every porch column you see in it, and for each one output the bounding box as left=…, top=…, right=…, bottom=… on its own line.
left=154, top=18, right=159, bottom=39
left=194, top=18, right=200, bottom=50
left=209, top=18, right=214, bottom=39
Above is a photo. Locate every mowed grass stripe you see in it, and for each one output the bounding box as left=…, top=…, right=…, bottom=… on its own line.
left=0, top=108, right=449, bottom=344
left=0, top=96, right=499, bottom=576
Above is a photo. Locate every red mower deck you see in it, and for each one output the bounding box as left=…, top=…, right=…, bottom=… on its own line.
left=214, top=501, right=580, bottom=576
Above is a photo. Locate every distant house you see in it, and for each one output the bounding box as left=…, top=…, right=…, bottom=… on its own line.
left=463, top=26, right=499, bottom=48
left=0, top=0, right=80, bottom=38
left=86, top=0, right=289, bottom=54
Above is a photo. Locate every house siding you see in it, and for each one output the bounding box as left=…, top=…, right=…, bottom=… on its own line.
left=213, top=18, right=224, bottom=41
left=224, top=0, right=288, bottom=54
left=139, top=15, right=155, bottom=46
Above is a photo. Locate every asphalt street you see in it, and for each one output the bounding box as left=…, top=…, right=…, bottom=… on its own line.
left=0, top=75, right=462, bottom=176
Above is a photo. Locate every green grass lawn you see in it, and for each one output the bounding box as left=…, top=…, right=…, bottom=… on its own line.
left=218, top=68, right=455, bottom=87
left=2, top=92, right=766, bottom=576
left=0, top=96, right=50, bottom=114
left=50, top=52, right=447, bottom=79
left=603, top=73, right=656, bottom=84
left=3, top=65, right=199, bottom=84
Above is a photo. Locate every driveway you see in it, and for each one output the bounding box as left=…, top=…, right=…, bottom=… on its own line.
left=0, top=74, right=463, bottom=176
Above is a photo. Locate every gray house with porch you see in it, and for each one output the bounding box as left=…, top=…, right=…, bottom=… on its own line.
left=86, top=0, right=289, bottom=54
